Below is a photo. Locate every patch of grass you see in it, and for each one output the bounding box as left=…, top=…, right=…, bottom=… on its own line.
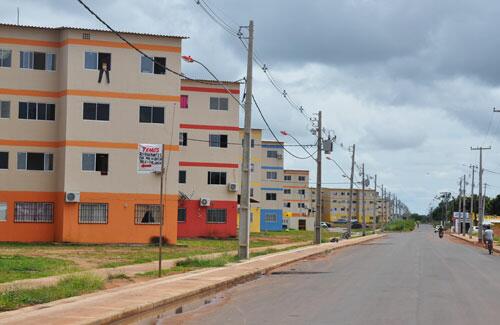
left=250, top=248, right=280, bottom=257
left=176, top=255, right=239, bottom=268
left=138, top=266, right=198, bottom=278
left=107, top=273, right=131, bottom=281
left=0, top=255, right=79, bottom=283
left=0, top=274, right=104, bottom=311
left=385, top=219, right=416, bottom=232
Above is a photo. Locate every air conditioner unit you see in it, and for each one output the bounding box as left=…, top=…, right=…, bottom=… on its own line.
left=277, top=154, right=283, bottom=160
left=200, top=198, right=211, bottom=207
left=228, top=183, right=238, bottom=192
left=65, top=192, right=80, bottom=203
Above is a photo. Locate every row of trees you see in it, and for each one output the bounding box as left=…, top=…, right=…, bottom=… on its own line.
left=430, top=194, right=500, bottom=221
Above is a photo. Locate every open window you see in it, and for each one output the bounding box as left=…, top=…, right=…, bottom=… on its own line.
left=82, top=153, right=108, bottom=175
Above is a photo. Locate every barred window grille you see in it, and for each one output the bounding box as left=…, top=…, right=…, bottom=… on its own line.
left=178, top=208, right=187, bottom=223
left=79, top=203, right=108, bottom=224
left=265, top=214, right=277, bottom=223
left=135, top=204, right=160, bottom=224
left=14, top=202, right=53, bottom=223
left=207, top=208, right=227, bottom=224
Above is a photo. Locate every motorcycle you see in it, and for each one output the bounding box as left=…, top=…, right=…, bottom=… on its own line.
left=438, top=229, right=444, bottom=238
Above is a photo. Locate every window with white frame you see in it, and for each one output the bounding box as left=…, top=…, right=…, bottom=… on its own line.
left=298, top=203, right=306, bottom=208
left=140, top=55, right=166, bottom=74
left=284, top=189, right=291, bottom=194
left=208, top=171, right=227, bottom=185
left=20, top=51, right=56, bottom=70
left=0, top=101, right=10, bottom=118
left=14, top=202, right=53, bottom=223
left=266, top=193, right=277, bottom=201
left=284, top=202, right=291, bottom=208
left=178, top=208, right=187, bottom=223
left=17, top=152, right=53, bottom=171
left=79, top=203, right=108, bottom=224
left=298, top=189, right=306, bottom=195
left=82, top=153, right=108, bottom=173
left=179, top=170, right=187, bottom=184
left=83, top=103, right=109, bottom=121
left=266, top=171, right=277, bottom=180
left=267, top=150, right=278, bottom=158
left=207, top=208, right=227, bottom=224
left=135, top=204, right=160, bottom=224
left=298, top=176, right=306, bottom=181
left=19, top=102, right=55, bottom=120
left=284, top=175, right=292, bottom=181
left=139, top=106, right=164, bottom=124
left=0, top=202, right=7, bottom=222
left=209, top=134, right=228, bottom=148
left=209, top=97, right=228, bottom=110
left=0, top=152, right=8, bottom=170
left=0, top=49, right=12, bottom=67
left=264, top=213, right=277, bottom=223
left=84, top=51, right=111, bottom=70
left=179, top=132, right=188, bottom=146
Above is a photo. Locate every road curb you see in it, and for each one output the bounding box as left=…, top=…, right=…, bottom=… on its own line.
left=449, top=233, right=500, bottom=253
left=0, top=234, right=385, bottom=324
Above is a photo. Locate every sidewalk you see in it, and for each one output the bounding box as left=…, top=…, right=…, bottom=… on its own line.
left=0, top=241, right=310, bottom=292
left=449, top=233, right=500, bottom=253
left=0, top=234, right=385, bottom=325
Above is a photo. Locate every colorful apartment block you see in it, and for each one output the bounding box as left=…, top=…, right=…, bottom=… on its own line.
left=177, top=79, right=240, bottom=238
left=259, top=140, right=284, bottom=231
left=238, top=128, right=263, bottom=233
left=283, top=169, right=314, bottom=231
left=0, top=24, right=185, bottom=243
left=322, top=188, right=378, bottom=223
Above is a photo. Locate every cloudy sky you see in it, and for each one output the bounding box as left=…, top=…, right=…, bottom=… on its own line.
left=3, top=0, right=500, bottom=214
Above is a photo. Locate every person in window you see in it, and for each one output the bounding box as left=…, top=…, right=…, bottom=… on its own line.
left=98, top=61, right=110, bottom=83
left=141, top=210, right=155, bottom=223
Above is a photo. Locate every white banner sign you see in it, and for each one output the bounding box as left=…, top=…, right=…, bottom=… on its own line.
left=138, top=144, right=163, bottom=173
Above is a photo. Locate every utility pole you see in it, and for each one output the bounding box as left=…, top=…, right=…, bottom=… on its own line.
left=158, top=144, right=165, bottom=277
left=471, top=146, right=491, bottom=243
left=361, top=163, right=366, bottom=236
left=462, top=174, right=466, bottom=236
left=314, top=111, right=323, bottom=244
left=469, top=165, right=476, bottom=238
left=372, top=174, right=377, bottom=233
left=347, top=144, right=355, bottom=237
left=238, top=20, right=254, bottom=260
left=380, top=184, right=384, bottom=231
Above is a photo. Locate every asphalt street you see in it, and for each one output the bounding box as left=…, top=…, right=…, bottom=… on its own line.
left=165, top=225, right=500, bottom=325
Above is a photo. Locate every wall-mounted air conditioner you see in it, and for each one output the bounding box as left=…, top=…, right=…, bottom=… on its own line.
left=65, top=192, right=80, bottom=203
left=200, top=198, right=211, bottom=206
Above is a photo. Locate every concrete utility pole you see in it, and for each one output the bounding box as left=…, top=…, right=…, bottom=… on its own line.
left=471, top=146, right=491, bottom=243
left=457, top=177, right=462, bottom=234
left=361, top=163, right=366, bottom=236
left=380, top=184, right=384, bottom=230
left=372, top=174, right=377, bottom=233
left=314, top=111, right=323, bottom=244
left=469, top=165, right=476, bottom=238
left=158, top=144, right=165, bottom=277
left=462, top=174, right=466, bottom=236
left=238, top=20, right=254, bottom=260
left=347, top=144, right=355, bottom=237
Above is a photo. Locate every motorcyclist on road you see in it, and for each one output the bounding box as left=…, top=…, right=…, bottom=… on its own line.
left=438, top=225, right=444, bottom=238
left=483, top=225, right=494, bottom=254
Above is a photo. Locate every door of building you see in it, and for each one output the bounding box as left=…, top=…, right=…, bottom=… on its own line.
left=298, top=219, right=306, bottom=230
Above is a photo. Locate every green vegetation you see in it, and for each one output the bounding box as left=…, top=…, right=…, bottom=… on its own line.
left=0, top=255, right=79, bottom=283
left=176, top=254, right=239, bottom=268
left=385, top=219, right=416, bottom=232
left=0, top=274, right=104, bottom=311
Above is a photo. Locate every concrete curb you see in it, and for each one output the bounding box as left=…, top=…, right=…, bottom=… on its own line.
left=0, top=234, right=385, bottom=324
left=449, top=233, right=500, bottom=253
left=0, top=241, right=311, bottom=293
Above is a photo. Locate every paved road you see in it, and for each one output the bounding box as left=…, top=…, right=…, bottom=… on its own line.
left=166, top=225, right=500, bottom=325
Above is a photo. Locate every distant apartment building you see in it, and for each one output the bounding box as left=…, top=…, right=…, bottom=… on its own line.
left=0, top=24, right=185, bottom=243
left=283, top=169, right=314, bottom=231
left=259, top=140, right=284, bottom=231
left=176, top=79, right=240, bottom=238
left=322, top=188, right=378, bottom=223
left=238, top=128, right=263, bottom=233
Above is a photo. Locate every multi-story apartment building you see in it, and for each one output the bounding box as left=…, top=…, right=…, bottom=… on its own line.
left=0, top=24, right=184, bottom=243
left=259, top=140, right=284, bottom=231
left=177, top=79, right=240, bottom=238
left=322, top=188, right=378, bottom=223
left=283, top=169, right=314, bottom=230
left=238, top=128, right=263, bottom=233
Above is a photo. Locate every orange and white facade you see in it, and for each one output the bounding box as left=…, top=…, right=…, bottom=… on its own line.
left=177, top=79, right=240, bottom=238
left=0, top=24, right=183, bottom=243
left=282, top=169, right=314, bottom=230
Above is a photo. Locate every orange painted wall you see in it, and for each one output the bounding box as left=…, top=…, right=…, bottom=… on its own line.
left=0, top=191, right=177, bottom=244
left=0, top=191, right=57, bottom=242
